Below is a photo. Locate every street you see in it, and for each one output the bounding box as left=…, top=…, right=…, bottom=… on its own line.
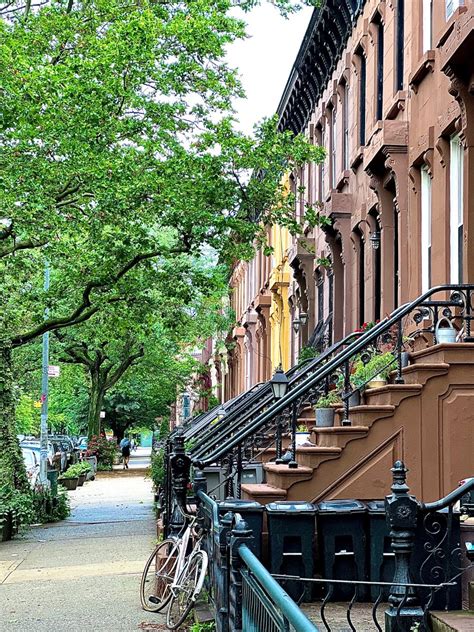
left=0, top=449, right=165, bottom=632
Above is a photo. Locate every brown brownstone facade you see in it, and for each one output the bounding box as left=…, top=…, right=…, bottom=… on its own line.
left=226, top=0, right=474, bottom=399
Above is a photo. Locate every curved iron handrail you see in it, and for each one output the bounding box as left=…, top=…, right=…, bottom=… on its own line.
left=191, top=330, right=362, bottom=461
left=180, top=381, right=267, bottom=442
left=421, top=478, right=474, bottom=512
left=194, top=284, right=474, bottom=467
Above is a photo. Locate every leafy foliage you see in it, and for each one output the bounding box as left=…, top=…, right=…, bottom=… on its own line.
left=86, top=435, right=117, bottom=468
left=0, top=0, right=325, bottom=505
left=150, top=448, right=166, bottom=490
left=32, top=488, right=70, bottom=524
left=0, top=484, right=34, bottom=533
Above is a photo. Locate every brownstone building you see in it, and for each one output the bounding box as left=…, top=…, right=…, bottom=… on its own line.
left=226, top=0, right=474, bottom=400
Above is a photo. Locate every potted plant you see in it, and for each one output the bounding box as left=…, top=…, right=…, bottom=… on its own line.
left=314, top=392, right=341, bottom=427
left=355, top=352, right=396, bottom=390
left=295, top=424, right=312, bottom=445
left=58, top=467, right=80, bottom=491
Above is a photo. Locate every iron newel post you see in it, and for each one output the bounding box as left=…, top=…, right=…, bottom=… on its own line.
left=385, top=460, right=423, bottom=631
left=169, top=432, right=191, bottom=536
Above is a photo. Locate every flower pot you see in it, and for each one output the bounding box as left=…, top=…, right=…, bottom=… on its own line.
left=78, top=474, right=86, bottom=486
left=401, top=352, right=410, bottom=368
left=315, top=408, right=335, bottom=427
left=367, top=379, right=386, bottom=389
left=295, top=432, right=311, bottom=445
left=348, top=390, right=361, bottom=407
left=59, top=477, right=79, bottom=491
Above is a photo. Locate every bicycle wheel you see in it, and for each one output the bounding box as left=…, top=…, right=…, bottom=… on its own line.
left=166, top=550, right=208, bottom=630
left=140, top=538, right=179, bottom=613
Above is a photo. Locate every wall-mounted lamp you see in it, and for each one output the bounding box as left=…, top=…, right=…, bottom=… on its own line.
left=299, top=312, right=308, bottom=326
left=292, top=318, right=301, bottom=334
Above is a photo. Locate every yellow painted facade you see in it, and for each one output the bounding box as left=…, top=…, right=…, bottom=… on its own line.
left=268, top=222, right=292, bottom=373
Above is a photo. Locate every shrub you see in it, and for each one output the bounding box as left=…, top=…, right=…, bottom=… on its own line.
left=298, top=345, right=319, bottom=365
left=86, top=435, right=117, bottom=468
left=0, top=484, right=34, bottom=532
left=32, top=488, right=70, bottom=523
left=150, top=448, right=165, bottom=490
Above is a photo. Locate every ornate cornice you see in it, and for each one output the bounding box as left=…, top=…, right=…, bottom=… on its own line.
left=277, top=0, right=365, bottom=134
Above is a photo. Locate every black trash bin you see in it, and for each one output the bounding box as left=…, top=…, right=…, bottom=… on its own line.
left=316, top=499, right=367, bottom=600
left=365, top=500, right=395, bottom=601
left=266, top=501, right=316, bottom=602
left=218, top=499, right=264, bottom=558
left=47, top=469, right=58, bottom=497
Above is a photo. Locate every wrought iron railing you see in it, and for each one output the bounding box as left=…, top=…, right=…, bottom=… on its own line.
left=192, top=285, right=474, bottom=478
left=195, top=479, right=319, bottom=632
left=190, top=330, right=362, bottom=463
left=187, top=463, right=474, bottom=632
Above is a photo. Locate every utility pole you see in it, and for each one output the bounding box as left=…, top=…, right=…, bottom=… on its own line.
left=39, top=263, right=50, bottom=487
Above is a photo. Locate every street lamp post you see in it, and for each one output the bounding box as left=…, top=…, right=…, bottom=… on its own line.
left=39, top=263, right=50, bottom=487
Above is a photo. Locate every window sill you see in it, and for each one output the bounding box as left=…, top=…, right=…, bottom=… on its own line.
left=409, top=51, right=436, bottom=94
left=437, top=5, right=468, bottom=47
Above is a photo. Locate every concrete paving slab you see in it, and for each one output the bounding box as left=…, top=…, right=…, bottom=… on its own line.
left=0, top=451, right=165, bottom=632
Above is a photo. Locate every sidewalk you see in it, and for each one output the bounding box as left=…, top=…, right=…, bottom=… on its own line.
left=0, top=451, right=166, bottom=631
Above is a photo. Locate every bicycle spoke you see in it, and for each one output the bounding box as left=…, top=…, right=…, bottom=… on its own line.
left=140, top=539, right=179, bottom=613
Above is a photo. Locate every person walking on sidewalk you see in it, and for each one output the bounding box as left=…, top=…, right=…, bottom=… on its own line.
left=120, top=436, right=131, bottom=469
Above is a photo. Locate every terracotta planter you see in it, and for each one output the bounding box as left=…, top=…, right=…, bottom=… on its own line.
left=315, top=408, right=335, bottom=427
left=59, top=477, right=79, bottom=491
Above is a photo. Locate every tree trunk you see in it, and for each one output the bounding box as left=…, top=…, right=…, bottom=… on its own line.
left=0, top=341, right=29, bottom=491
left=87, top=374, right=106, bottom=438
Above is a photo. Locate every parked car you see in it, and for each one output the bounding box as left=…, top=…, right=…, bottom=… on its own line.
left=20, top=440, right=65, bottom=471
left=21, top=448, right=40, bottom=489
left=50, top=435, right=77, bottom=466
left=76, top=436, right=88, bottom=451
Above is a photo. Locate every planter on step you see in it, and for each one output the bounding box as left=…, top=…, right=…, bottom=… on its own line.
left=401, top=351, right=410, bottom=368
left=58, top=477, right=79, bottom=491
left=295, top=432, right=311, bottom=445
left=367, top=377, right=386, bottom=389
left=315, top=408, right=335, bottom=427
left=347, top=390, right=361, bottom=407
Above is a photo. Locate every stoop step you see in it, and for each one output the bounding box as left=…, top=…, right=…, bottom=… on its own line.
left=430, top=611, right=474, bottom=632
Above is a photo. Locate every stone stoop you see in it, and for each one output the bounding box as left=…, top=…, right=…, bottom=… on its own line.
left=241, top=343, right=474, bottom=504
left=430, top=611, right=474, bottom=632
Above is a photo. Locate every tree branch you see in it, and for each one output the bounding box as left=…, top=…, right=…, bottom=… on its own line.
left=104, top=344, right=145, bottom=390
left=0, top=238, right=47, bottom=259
left=11, top=246, right=186, bottom=347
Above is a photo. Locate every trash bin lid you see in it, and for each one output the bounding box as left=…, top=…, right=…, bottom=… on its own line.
left=365, top=500, right=386, bottom=514
left=316, top=499, right=366, bottom=514
left=218, top=499, right=264, bottom=512
left=266, top=501, right=316, bottom=515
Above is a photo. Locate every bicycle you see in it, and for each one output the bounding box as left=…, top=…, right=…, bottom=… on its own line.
left=140, top=513, right=208, bottom=630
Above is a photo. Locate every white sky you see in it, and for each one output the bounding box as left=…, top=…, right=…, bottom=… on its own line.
left=226, top=5, right=313, bottom=135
